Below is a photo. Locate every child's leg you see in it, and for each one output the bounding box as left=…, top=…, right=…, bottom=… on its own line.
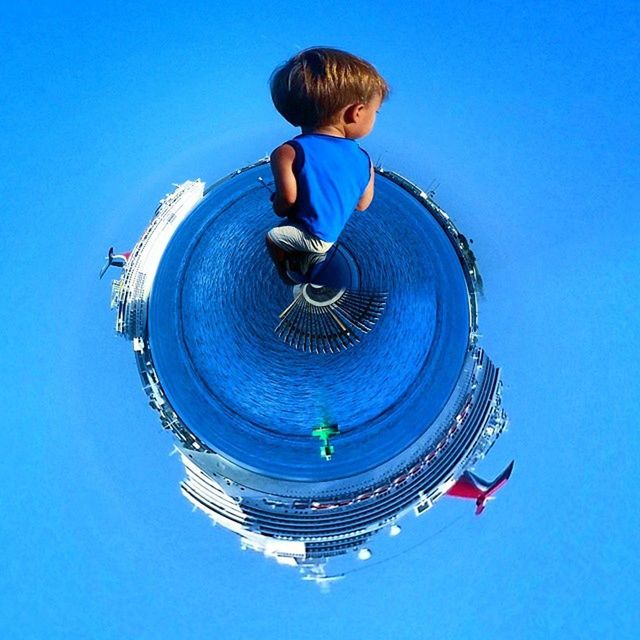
left=266, top=224, right=333, bottom=283
left=265, top=234, right=297, bottom=285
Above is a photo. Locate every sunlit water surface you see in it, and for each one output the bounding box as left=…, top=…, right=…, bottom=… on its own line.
left=149, top=165, right=470, bottom=481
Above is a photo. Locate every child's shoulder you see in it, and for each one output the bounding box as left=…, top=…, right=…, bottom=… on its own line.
left=271, top=142, right=297, bottom=165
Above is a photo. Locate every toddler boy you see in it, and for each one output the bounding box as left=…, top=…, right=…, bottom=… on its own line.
left=266, top=47, right=389, bottom=282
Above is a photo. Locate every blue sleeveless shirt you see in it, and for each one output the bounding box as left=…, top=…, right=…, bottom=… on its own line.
left=286, top=133, right=371, bottom=243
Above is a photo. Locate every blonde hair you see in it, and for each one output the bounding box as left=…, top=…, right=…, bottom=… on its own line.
left=270, top=47, right=389, bottom=128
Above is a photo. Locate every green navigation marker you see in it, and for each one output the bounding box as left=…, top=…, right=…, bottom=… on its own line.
left=311, top=423, right=340, bottom=461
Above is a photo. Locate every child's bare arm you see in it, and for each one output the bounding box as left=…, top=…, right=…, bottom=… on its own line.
left=270, top=144, right=297, bottom=216
left=355, top=165, right=375, bottom=211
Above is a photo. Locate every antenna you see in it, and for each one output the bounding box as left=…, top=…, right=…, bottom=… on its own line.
left=426, top=179, right=440, bottom=198
left=257, top=176, right=274, bottom=195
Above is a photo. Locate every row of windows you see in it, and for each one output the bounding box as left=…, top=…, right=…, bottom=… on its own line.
left=218, top=355, right=501, bottom=540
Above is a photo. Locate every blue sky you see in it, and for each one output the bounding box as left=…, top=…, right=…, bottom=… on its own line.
left=1, top=1, right=638, bottom=638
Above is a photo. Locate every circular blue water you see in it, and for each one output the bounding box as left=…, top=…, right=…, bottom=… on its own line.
left=149, top=164, right=470, bottom=481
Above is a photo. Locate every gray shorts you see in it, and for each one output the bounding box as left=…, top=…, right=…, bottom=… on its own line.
left=267, top=223, right=334, bottom=254
left=267, top=223, right=334, bottom=274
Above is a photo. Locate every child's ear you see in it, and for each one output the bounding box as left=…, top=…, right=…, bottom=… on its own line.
left=343, top=102, right=365, bottom=124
